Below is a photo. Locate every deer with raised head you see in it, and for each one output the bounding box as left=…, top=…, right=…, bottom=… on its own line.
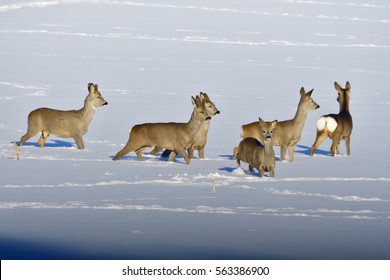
left=149, top=92, right=220, bottom=159
left=112, top=95, right=210, bottom=164
left=310, top=81, right=352, bottom=157
left=238, top=87, right=319, bottom=162
left=19, top=83, right=108, bottom=149
left=235, top=118, right=277, bottom=177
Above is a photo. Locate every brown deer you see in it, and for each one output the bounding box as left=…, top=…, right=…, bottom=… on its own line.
left=235, top=118, right=278, bottom=177
left=310, top=81, right=352, bottom=157
left=149, top=92, right=220, bottom=159
left=112, top=95, right=210, bottom=164
left=19, top=83, right=108, bottom=149
left=238, top=87, right=319, bottom=162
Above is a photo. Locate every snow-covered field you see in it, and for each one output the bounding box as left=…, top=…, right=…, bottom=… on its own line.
left=1, top=0, right=390, bottom=260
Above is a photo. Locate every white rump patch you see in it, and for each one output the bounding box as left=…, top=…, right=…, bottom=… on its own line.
left=317, top=116, right=337, bottom=132
left=316, top=117, right=326, bottom=131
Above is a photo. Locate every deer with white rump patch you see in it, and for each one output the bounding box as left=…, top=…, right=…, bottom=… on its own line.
left=19, top=83, right=108, bottom=149
left=238, top=87, right=319, bottom=162
left=112, top=95, right=210, bottom=164
left=310, top=81, right=353, bottom=157
left=149, top=92, right=220, bottom=159
left=235, top=118, right=278, bottom=177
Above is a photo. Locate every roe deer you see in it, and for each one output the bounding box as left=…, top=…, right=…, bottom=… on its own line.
left=235, top=118, right=277, bottom=177
left=19, top=83, right=108, bottom=149
left=150, top=92, right=220, bottom=159
left=310, top=81, right=353, bottom=157
left=239, top=87, right=319, bottom=162
left=112, top=95, right=210, bottom=164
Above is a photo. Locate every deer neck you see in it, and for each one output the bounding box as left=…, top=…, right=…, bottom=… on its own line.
left=292, top=102, right=309, bottom=132
left=79, top=97, right=96, bottom=123
left=263, top=141, right=274, bottom=154
left=186, top=111, right=202, bottom=133
left=339, top=97, right=350, bottom=113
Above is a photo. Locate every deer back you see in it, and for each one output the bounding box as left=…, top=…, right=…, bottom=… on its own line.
left=333, top=81, right=353, bottom=137
left=129, top=95, right=210, bottom=151
left=26, top=83, right=107, bottom=138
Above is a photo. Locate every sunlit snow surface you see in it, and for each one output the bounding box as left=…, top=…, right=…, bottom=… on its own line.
left=1, top=0, right=390, bottom=259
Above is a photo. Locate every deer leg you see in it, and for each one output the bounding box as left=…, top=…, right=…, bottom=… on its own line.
left=167, top=151, right=177, bottom=162
left=259, top=166, right=264, bottom=177
left=135, top=147, right=149, bottom=161
left=330, top=136, right=341, bottom=157
left=19, top=128, right=39, bottom=146
left=73, top=136, right=85, bottom=149
left=113, top=141, right=135, bottom=161
left=345, top=136, right=351, bottom=156
left=161, top=149, right=173, bottom=157
left=198, top=147, right=205, bottom=159
left=38, top=131, right=51, bottom=148
left=187, top=147, right=195, bottom=159
left=310, top=130, right=328, bottom=156
left=232, top=146, right=238, bottom=160
left=280, top=145, right=287, bottom=161
left=249, top=164, right=254, bottom=172
left=287, top=145, right=295, bottom=162
left=336, top=143, right=340, bottom=155
left=269, top=167, right=275, bottom=178
left=149, top=146, right=163, bottom=156
left=177, top=148, right=190, bottom=164
left=236, top=157, right=241, bottom=168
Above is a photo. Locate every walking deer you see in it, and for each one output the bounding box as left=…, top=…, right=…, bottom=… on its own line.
left=149, top=92, right=220, bottom=159
left=112, top=95, right=210, bottom=164
left=19, top=83, right=108, bottom=149
left=235, top=118, right=278, bottom=177
left=238, top=87, right=319, bottom=162
left=310, top=81, right=353, bottom=157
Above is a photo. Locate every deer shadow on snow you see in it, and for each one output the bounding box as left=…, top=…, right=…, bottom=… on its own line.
left=220, top=144, right=329, bottom=162
left=218, top=144, right=330, bottom=175
left=218, top=166, right=275, bottom=178
left=109, top=151, right=189, bottom=164
left=294, top=144, right=330, bottom=156
left=14, top=140, right=74, bottom=148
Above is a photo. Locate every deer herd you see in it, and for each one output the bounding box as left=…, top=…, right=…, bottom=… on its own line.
left=18, top=81, right=353, bottom=178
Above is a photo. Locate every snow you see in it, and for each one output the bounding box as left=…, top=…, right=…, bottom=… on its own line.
left=1, top=0, right=390, bottom=260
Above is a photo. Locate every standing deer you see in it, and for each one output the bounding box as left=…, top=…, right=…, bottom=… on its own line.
left=310, top=81, right=352, bottom=157
left=149, top=92, right=220, bottom=159
left=239, top=87, right=320, bottom=162
left=19, top=83, right=108, bottom=149
left=235, top=118, right=278, bottom=177
left=112, top=95, right=210, bottom=164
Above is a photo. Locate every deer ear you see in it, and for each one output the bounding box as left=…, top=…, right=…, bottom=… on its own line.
left=191, top=96, right=196, bottom=107
left=271, top=120, right=278, bottom=129
left=94, top=84, right=98, bottom=90
left=307, top=88, right=314, bottom=97
left=300, top=87, right=305, bottom=96
left=203, top=92, right=210, bottom=102
left=88, top=83, right=96, bottom=93
left=334, top=82, right=342, bottom=92
left=345, top=81, right=351, bottom=91
left=258, top=117, right=265, bottom=126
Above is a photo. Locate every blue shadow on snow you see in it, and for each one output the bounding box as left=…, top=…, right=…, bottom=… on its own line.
left=294, top=144, right=330, bottom=156
left=15, top=140, right=74, bottom=148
